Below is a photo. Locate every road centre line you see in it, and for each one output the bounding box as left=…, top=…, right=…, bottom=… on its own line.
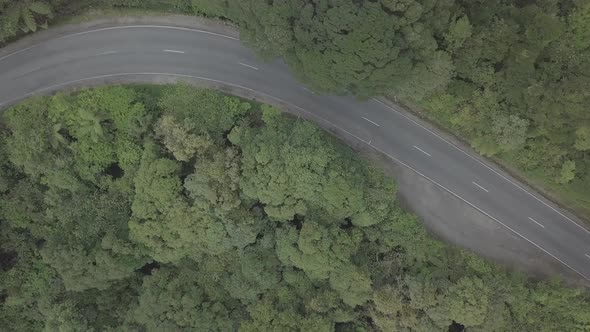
left=472, top=181, right=489, bottom=193
left=99, top=50, right=117, bottom=55
left=163, top=49, right=185, bottom=54
left=238, top=62, right=259, bottom=70
left=0, top=25, right=239, bottom=63
left=60, top=25, right=239, bottom=41
left=371, top=98, right=590, bottom=234
left=528, top=217, right=545, bottom=229
left=1, top=24, right=585, bottom=234
left=362, top=116, right=380, bottom=127
left=5, top=23, right=584, bottom=234
left=302, top=86, right=315, bottom=94
left=0, top=73, right=372, bottom=146
left=586, top=254, right=590, bottom=259
left=413, top=145, right=431, bottom=157
left=2, top=72, right=588, bottom=282
left=366, top=143, right=590, bottom=282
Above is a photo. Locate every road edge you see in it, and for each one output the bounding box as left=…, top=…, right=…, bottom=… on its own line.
left=0, top=15, right=239, bottom=60
left=1, top=16, right=587, bottom=285
left=2, top=15, right=584, bottom=228
left=374, top=97, right=589, bottom=230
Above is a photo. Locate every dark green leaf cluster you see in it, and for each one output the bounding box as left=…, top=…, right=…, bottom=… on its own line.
left=217, top=0, right=455, bottom=99
left=1, top=85, right=589, bottom=331
left=0, top=0, right=54, bottom=42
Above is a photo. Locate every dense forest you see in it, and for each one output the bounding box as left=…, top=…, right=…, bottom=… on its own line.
left=1, top=0, right=588, bottom=216
left=191, top=0, right=590, bottom=214
left=1, top=85, right=590, bottom=330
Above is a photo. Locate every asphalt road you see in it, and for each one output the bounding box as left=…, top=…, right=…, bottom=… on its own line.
left=0, top=24, right=589, bottom=282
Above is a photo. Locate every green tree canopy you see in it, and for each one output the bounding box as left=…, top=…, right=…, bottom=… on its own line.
left=1, top=85, right=589, bottom=331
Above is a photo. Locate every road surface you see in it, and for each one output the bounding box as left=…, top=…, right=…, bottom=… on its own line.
left=0, top=22, right=589, bottom=282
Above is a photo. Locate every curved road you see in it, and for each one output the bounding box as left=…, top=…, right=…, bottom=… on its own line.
left=1, top=23, right=589, bottom=282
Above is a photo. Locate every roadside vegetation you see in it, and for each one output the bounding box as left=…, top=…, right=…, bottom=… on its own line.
left=2, top=1, right=589, bottom=215
left=4, top=0, right=589, bottom=219
left=0, top=1, right=194, bottom=44
left=1, top=85, right=590, bottom=331
left=191, top=0, right=590, bottom=217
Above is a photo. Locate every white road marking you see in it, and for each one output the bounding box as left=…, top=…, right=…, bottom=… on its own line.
left=99, top=50, right=117, bottom=55
left=0, top=72, right=376, bottom=144
left=0, top=25, right=239, bottom=63
left=163, top=49, right=185, bottom=54
left=585, top=254, right=590, bottom=259
left=302, top=86, right=315, bottom=94
left=528, top=217, right=545, bottom=228
left=3, top=72, right=588, bottom=282
left=366, top=144, right=590, bottom=282
left=2, top=23, right=583, bottom=233
left=472, top=182, right=489, bottom=193
left=4, top=23, right=583, bottom=233
left=238, top=62, right=259, bottom=70
left=413, top=146, right=431, bottom=157
left=372, top=98, right=590, bottom=234
left=362, top=116, right=380, bottom=127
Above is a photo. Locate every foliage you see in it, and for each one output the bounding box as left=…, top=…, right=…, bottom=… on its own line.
left=2, top=0, right=588, bottom=216
left=0, top=1, right=53, bottom=41
left=181, top=0, right=590, bottom=214
left=416, top=0, right=590, bottom=213
left=1, top=85, right=589, bottom=331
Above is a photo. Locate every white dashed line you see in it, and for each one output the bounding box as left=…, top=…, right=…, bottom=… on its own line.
left=238, top=62, right=259, bottom=70
left=366, top=143, right=590, bottom=282
left=528, top=217, right=545, bottom=229
left=0, top=72, right=372, bottom=145
left=371, top=98, right=590, bottom=234
left=413, top=146, right=431, bottom=157
left=362, top=116, right=380, bottom=127
left=163, top=49, right=185, bottom=54
left=585, top=254, right=590, bottom=259
left=302, top=86, right=315, bottom=94
left=3, top=72, right=589, bottom=282
left=99, top=50, right=117, bottom=55
left=472, top=182, right=489, bottom=193
left=0, top=25, right=238, bottom=62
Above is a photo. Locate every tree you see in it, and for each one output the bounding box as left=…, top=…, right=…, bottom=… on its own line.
left=329, top=265, right=372, bottom=307
left=223, top=242, right=282, bottom=303
left=128, top=143, right=196, bottom=262
left=491, top=114, right=529, bottom=151
left=240, top=298, right=333, bottom=332
left=184, top=146, right=242, bottom=212
left=426, top=276, right=491, bottom=328
left=574, top=126, right=590, bottom=151
left=0, top=1, right=52, bottom=42
left=155, top=114, right=212, bottom=161
left=444, top=15, right=472, bottom=52
left=557, top=159, right=576, bottom=184
left=2, top=85, right=590, bottom=330
left=569, top=0, right=590, bottom=50
left=40, top=188, right=147, bottom=292
left=131, top=263, right=241, bottom=331
left=157, top=85, right=251, bottom=142
left=223, top=0, right=455, bottom=97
